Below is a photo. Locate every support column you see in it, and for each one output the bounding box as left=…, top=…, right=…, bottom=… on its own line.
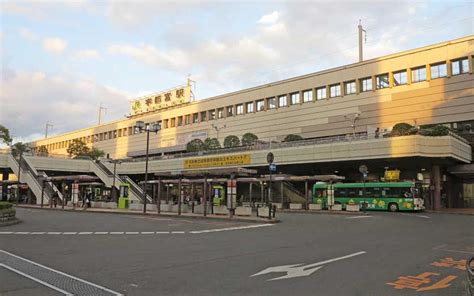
left=249, top=183, right=253, bottom=204
left=432, top=165, right=441, bottom=210
left=260, top=182, right=264, bottom=203
left=166, top=184, right=170, bottom=204
left=203, top=177, right=208, bottom=217
left=280, top=182, right=284, bottom=205
left=305, top=180, right=309, bottom=210
left=178, top=177, right=182, bottom=215
left=157, top=178, right=161, bottom=214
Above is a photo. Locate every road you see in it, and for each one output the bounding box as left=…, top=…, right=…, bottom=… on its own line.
left=1, top=208, right=472, bottom=295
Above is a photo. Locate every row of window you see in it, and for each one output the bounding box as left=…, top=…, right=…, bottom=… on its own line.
left=39, top=56, right=471, bottom=151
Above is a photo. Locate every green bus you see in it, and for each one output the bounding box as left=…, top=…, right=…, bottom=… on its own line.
left=313, top=181, right=425, bottom=212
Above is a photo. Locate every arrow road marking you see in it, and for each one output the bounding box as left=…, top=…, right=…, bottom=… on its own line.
left=251, top=251, right=366, bottom=281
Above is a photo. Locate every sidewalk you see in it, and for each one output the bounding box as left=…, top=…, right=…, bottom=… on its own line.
left=15, top=204, right=279, bottom=223
left=425, top=208, right=474, bottom=216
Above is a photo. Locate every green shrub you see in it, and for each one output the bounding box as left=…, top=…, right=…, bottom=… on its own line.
left=241, top=133, right=258, bottom=146
left=204, top=138, right=221, bottom=150
left=223, top=135, right=240, bottom=148
left=390, top=123, right=416, bottom=137
left=284, top=134, right=303, bottom=142
left=186, top=139, right=206, bottom=152
left=0, top=202, right=13, bottom=210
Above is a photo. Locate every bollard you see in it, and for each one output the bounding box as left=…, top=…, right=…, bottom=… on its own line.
left=272, top=205, right=276, bottom=218
left=268, top=204, right=271, bottom=220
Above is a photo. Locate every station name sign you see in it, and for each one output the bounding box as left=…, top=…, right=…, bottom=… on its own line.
left=129, top=85, right=191, bottom=116
left=184, top=154, right=251, bottom=169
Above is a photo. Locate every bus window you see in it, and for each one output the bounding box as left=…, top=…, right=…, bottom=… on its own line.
left=401, top=188, right=412, bottom=198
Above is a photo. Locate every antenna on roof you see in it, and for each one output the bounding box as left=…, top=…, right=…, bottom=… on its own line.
left=98, top=103, right=107, bottom=126
left=187, top=74, right=196, bottom=101
left=358, top=20, right=367, bottom=62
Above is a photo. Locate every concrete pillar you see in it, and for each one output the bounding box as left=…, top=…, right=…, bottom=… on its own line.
left=469, top=55, right=473, bottom=74
left=446, top=60, right=452, bottom=78
left=432, top=165, right=441, bottom=210
left=260, top=182, right=264, bottom=203
left=280, top=182, right=284, bottom=204
left=249, top=183, right=253, bottom=203
left=389, top=71, right=394, bottom=88
left=426, top=64, right=431, bottom=81
left=371, top=75, right=376, bottom=92
left=407, top=68, right=412, bottom=85
left=178, top=177, right=182, bottom=215
left=157, top=179, right=161, bottom=214
left=312, top=88, right=317, bottom=102
left=305, top=181, right=309, bottom=210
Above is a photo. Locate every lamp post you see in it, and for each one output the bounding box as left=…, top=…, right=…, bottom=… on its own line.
left=136, top=121, right=161, bottom=214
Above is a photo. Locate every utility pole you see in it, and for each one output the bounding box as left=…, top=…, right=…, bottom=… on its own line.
left=358, top=20, right=367, bottom=62
left=98, top=104, right=107, bottom=126
left=45, top=122, right=53, bottom=139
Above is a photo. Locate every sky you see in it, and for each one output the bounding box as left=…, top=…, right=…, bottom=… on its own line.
left=1, top=0, right=473, bottom=144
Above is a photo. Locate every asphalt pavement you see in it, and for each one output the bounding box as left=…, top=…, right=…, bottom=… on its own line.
left=0, top=208, right=472, bottom=296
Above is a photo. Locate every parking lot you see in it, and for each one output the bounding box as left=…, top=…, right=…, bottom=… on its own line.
left=0, top=208, right=472, bottom=295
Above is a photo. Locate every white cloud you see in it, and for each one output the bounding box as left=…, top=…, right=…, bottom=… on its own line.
left=0, top=68, right=129, bottom=141
left=42, top=37, right=68, bottom=54
left=258, top=11, right=280, bottom=24
left=73, top=49, right=101, bottom=60
left=18, top=28, right=39, bottom=42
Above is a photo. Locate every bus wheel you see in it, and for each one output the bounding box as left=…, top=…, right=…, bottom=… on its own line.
left=388, top=203, right=399, bottom=212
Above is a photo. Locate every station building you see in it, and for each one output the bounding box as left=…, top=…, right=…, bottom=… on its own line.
left=2, top=35, right=474, bottom=209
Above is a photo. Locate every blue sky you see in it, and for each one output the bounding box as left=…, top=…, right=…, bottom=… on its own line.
left=1, top=0, right=473, bottom=143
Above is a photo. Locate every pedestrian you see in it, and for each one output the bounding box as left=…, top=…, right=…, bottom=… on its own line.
left=53, top=191, right=58, bottom=208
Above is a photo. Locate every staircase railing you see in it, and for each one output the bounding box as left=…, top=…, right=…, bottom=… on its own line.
left=120, top=175, right=152, bottom=203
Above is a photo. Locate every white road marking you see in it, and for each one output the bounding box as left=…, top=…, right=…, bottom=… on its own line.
left=47, top=232, right=61, bottom=235
left=94, top=232, right=109, bottom=235
left=1, top=263, right=72, bottom=295
left=190, top=224, right=273, bottom=234
left=125, top=232, right=139, bottom=235
left=78, top=232, right=92, bottom=235
left=140, top=232, right=155, bottom=234
left=62, top=232, right=77, bottom=235
left=251, top=251, right=367, bottom=281
left=14, top=232, right=30, bottom=234
left=0, top=232, right=13, bottom=234
left=30, top=232, right=45, bottom=235
left=155, top=231, right=170, bottom=234
left=171, top=231, right=185, bottom=234
left=346, top=216, right=372, bottom=219
left=0, top=250, right=123, bottom=295
left=417, top=215, right=431, bottom=219
left=401, top=213, right=431, bottom=219
left=110, top=232, right=124, bottom=235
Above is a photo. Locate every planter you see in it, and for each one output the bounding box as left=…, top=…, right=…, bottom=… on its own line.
left=331, top=204, right=342, bottom=211
left=129, top=203, right=143, bottom=211
left=346, top=204, right=360, bottom=212
left=171, top=204, right=188, bottom=213
left=160, top=204, right=173, bottom=212
left=235, top=207, right=252, bottom=216
left=193, top=204, right=211, bottom=214
left=257, top=207, right=270, bottom=218
left=272, top=203, right=283, bottom=209
left=308, top=203, right=322, bottom=211
left=213, top=205, right=229, bottom=215
left=290, top=203, right=303, bottom=210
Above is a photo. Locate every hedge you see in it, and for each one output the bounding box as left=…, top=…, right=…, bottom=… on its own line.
left=0, top=202, right=13, bottom=210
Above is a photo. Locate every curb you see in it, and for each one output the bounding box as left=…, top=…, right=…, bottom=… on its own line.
left=278, top=209, right=364, bottom=215
left=0, top=218, right=21, bottom=227
left=15, top=205, right=279, bottom=224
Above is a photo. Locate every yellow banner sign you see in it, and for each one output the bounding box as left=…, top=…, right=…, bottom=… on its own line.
left=184, top=154, right=251, bottom=169
left=384, top=170, right=400, bottom=181
left=129, top=84, right=191, bottom=116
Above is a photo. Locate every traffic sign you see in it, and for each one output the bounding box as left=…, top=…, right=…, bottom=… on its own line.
left=267, top=152, right=274, bottom=164
left=269, top=163, right=277, bottom=172
left=359, top=165, right=368, bottom=174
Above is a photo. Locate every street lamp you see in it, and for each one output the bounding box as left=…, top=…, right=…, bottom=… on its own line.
left=136, top=120, right=161, bottom=214
left=110, top=159, right=122, bottom=203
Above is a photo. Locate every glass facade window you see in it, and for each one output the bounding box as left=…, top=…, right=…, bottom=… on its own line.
left=344, top=81, right=356, bottom=95
left=376, top=73, right=389, bottom=89
left=393, top=70, right=407, bottom=86
left=185, top=114, right=190, bottom=125
left=360, top=77, right=372, bottom=92
left=164, top=119, right=169, bottom=129
left=329, top=84, right=341, bottom=97
left=290, top=92, right=300, bottom=105
left=411, top=66, right=426, bottom=83
left=316, top=87, right=326, bottom=100
left=226, top=106, right=234, bottom=116
left=200, top=111, right=207, bottom=122
left=431, top=63, right=447, bottom=79
left=217, top=108, right=224, bottom=119
left=209, top=109, right=216, bottom=120
left=278, top=95, right=287, bottom=107
left=177, top=116, right=183, bottom=126
left=303, top=90, right=312, bottom=102
left=170, top=118, right=176, bottom=128
left=267, top=97, right=276, bottom=109
left=246, top=102, right=254, bottom=113
left=256, top=100, right=265, bottom=111
left=451, top=58, right=469, bottom=75
left=192, top=113, right=199, bottom=123
left=236, top=104, right=244, bottom=115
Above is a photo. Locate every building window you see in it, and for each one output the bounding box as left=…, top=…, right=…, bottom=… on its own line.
left=164, top=119, right=169, bottom=129
left=290, top=92, right=300, bottom=105
left=170, top=118, right=176, bottom=128
left=376, top=73, right=389, bottom=89
left=329, top=84, right=341, bottom=98
left=192, top=113, right=199, bottom=123
left=256, top=100, right=265, bottom=112
left=267, top=97, right=276, bottom=109
left=316, top=87, right=326, bottom=100
left=185, top=114, right=191, bottom=125
left=302, top=90, right=312, bottom=103
left=360, top=77, right=372, bottom=92
left=227, top=106, right=234, bottom=116
left=451, top=58, right=469, bottom=75
left=209, top=110, right=216, bottom=120
left=431, top=63, right=447, bottom=79
left=411, top=66, right=426, bottom=83
left=200, top=111, right=207, bottom=122
left=278, top=95, right=287, bottom=107
left=236, top=104, right=244, bottom=115
left=344, top=81, right=356, bottom=95
left=246, top=102, right=254, bottom=113
left=177, top=116, right=183, bottom=126
left=217, top=108, right=224, bottom=119
left=393, top=70, right=407, bottom=86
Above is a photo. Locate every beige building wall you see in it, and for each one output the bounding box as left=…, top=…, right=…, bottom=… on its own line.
left=31, top=36, right=474, bottom=159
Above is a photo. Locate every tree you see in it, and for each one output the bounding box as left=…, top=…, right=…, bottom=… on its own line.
left=11, top=142, right=29, bottom=157
left=0, top=125, right=12, bottom=146
left=186, top=139, right=206, bottom=152
left=390, top=123, right=416, bottom=137
left=204, top=137, right=221, bottom=150
left=223, top=135, right=240, bottom=148
left=419, top=125, right=450, bottom=137
left=37, top=145, right=49, bottom=157
left=67, top=139, right=90, bottom=158
left=284, top=134, right=303, bottom=142
left=86, top=147, right=105, bottom=160
left=241, top=133, right=258, bottom=146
